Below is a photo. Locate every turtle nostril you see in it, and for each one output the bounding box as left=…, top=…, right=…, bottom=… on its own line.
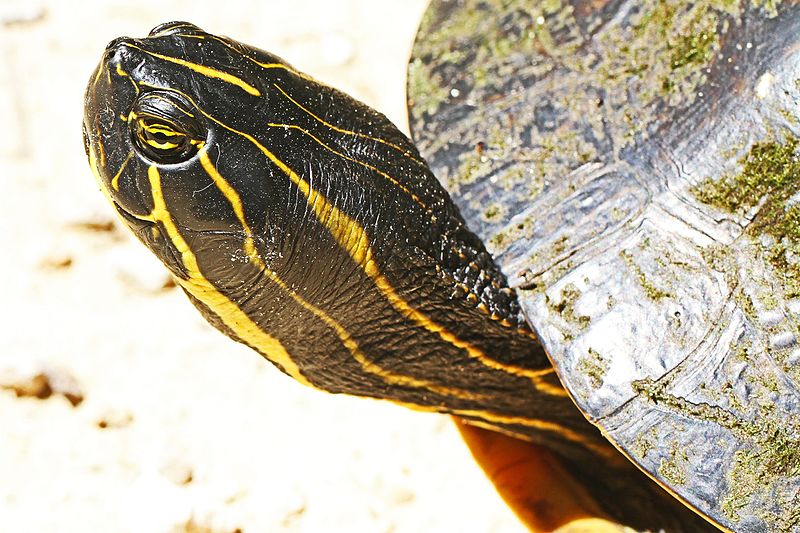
left=148, top=21, right=203, bottom=37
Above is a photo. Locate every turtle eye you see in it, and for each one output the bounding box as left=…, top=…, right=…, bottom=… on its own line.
left=132, top=116, right=198, bottom=162
left=130, top=91, right=205, bottom=164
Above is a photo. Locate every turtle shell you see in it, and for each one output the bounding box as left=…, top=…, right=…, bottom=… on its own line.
left=408, top=1, right=800, bottom=531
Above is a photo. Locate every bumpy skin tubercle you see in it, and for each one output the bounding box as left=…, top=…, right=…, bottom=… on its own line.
left=84, top=22, right=715, bottom=531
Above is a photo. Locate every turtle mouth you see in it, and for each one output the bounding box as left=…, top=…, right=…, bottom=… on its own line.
left=111, top=201, right=190, bottom=280
left=111, top=201, right=154, bottom=233
left=111, top=200, right=253, bottom=282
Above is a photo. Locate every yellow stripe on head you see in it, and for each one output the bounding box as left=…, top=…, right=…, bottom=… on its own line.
left=204, top=34, right=316, bottom=84
left=111, top=152, right=133, bottom=191
left=125, top=42, right=261, bottom=96
left=272, top=83, right=425, bottom=165
left=114, top=63, right=140, bottom=95
left=266, top=122, right=428, bottom=210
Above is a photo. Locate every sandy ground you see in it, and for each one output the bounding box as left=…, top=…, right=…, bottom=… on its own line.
left=0, top=1, right=526, bottom=532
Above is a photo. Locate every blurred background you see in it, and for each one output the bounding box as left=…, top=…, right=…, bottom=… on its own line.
left=0, top=1, right=524, bottom=531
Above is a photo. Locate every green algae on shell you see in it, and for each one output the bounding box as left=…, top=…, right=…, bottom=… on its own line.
left=576, top=347, right=609, bottom=390
left=694, top=136, right=800, bottom=296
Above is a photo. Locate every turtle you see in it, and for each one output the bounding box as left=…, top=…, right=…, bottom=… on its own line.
left=81, top=0, right=800, bottom=531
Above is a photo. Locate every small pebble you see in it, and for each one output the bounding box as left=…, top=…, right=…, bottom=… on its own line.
left=96, top=410, right=134, bottom=429
left=40, top=254, right=74, bottom=270
left=160, top=460, right=194, bottom=486
left=0, top=365, right=84, bottom=407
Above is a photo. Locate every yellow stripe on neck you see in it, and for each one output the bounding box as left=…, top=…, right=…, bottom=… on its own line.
left=145, top=164, right=310, bottom=386
left=226, top=118, right=562, bottom=389
left=394, top=400, right=617, bottom=460
left=198, top=148, right=488, bottom=402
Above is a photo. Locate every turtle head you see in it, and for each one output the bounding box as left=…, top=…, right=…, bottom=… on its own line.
left=83, top=21, right=425, bottom=288
left=83, top=21, right=310, bottom=280
left=83, top=22, right=547, bottom=411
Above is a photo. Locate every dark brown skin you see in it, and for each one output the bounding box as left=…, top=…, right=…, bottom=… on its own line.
left=84, top=22, right=718, bottom=532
